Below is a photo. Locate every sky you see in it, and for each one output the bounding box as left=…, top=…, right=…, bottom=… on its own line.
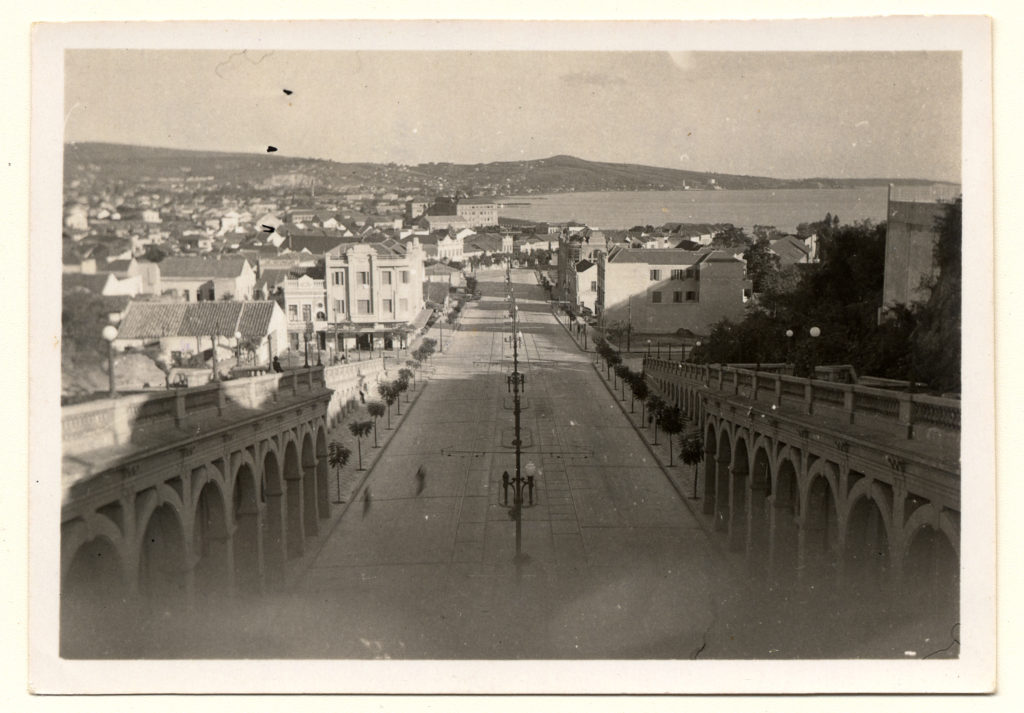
left=64, top=50, right=961, bottom=183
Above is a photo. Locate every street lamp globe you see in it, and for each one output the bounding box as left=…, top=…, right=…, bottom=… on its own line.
left=809, top=326, right=821, bottom=338
left=785, top=329, right=794, bottom=338
left=524, top=462, right=537, bottom=478
left=102, top=325, right=118, bottom=342
left=234, top=330, right=242, bottom=341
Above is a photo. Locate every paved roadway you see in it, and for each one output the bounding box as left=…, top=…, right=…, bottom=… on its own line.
left=254, top=268, right=724, bottom=659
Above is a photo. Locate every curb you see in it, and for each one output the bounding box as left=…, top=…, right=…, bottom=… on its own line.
left=590, top=360, right=739, bottom=570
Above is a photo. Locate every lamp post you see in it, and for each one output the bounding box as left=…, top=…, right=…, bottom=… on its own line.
left=303, top=322, right=313, bottom=368
left=785, top=329, right=794, bottom=371
left=808, top=326, right=821, bottom=380
left=102, top=323, right=119, bottom=398
left=646, top=339, right=651, bottom=357
left=503, top=289, right=533, bottom=564
left=234, top=330, right=242, bottom=364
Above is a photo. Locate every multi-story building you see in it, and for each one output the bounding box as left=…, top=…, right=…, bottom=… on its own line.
left=158, top=256, right=256, bottom=302
left=456, top=198, right=499, bottom=227
left=568, top=259, right=599, bottom=314
left=882, top=183, right=961, bottom=310
left=599, top=247, right=749, bottom=335
left=323, top=239, right=427, bottom=351
left=282, top=274, right=328, bottom=351
left=556, top=229, right=606, bottom=301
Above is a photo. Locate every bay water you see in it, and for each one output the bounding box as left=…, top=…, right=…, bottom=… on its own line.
left=498, top=187, right=889, bottom=233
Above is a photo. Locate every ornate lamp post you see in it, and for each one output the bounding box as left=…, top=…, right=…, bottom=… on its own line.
left=102, top=319, right=119, bottom=398
left=502, top=290, right=534, bottom=564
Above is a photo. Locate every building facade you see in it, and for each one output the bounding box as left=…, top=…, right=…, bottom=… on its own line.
left=600, top=248, right=749, bottom=335
left=882, top=183, right=961, bottom=310
left=456, top=198, right=499, bottom=227
left=324, top=239, right=427, bottom=351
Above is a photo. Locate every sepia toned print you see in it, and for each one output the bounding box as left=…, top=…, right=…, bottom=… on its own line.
left=33, top=19, right=994, bottom=694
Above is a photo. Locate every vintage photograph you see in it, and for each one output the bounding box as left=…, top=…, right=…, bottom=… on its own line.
left=31, top=18, right=994, bottom=694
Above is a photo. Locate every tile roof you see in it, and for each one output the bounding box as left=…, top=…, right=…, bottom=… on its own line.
left=237, top=301, right=277, bottom=337
left=425, top=263, right=460, bottom=274
left=115, top=300, right=279, bottom=339
left=608, top=248, right=705, bottom=265
left=160, top=256, right=250, bottom=278
left=116, top=302, right=189, bottom=338
left=574, top=259, right=595, bottom=272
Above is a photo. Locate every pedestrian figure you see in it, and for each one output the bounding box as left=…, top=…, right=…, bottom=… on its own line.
left=272, top=356, right=283, bottom=373
left=362, top=487, right=372, bottom=517
left=359, top=389, right=366, bottom=404
left=415, top=465, right=427, bottom=495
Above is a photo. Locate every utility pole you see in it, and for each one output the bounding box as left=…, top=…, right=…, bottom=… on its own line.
left=627, top=297, right=632, bottom=352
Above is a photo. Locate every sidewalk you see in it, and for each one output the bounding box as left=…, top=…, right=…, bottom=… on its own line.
left=283, top=338, right=445, bottom=586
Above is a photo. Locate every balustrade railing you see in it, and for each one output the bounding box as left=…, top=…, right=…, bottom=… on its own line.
left=642, top=357, right=960, bottom=440
left=62, top=366, right=329, bottom=455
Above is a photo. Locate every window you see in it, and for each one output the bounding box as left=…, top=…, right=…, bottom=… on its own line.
left=334, top=299, right=345, bottom=314
left=590, top=281, right=598, bottom=291
left=649, top=269, right=661, bottom=281
left=652, top=291, right=662, bottom=304
left=401, top=270, right=410, bottom=284
left=382, top=298, right=393, bottom=313
left=358, top=271, right=369, bottom=285
left=183, top=289, right=190, bottom=302
left=673, top=290, right=683, bottom=303
left=333, top=271, right=345, bottom=285
left=357, top=299, right=372, bottom=314
left=302, top=304, right=312, bottom=322
left=399, top=298, right=409, bottom=312
left=671, top=269, right=684, bottom=280
left=686, top=291, right=697, bottom=302
left=288, top=304, right=298, bottom=320
left=381, top=271, right=392, bottom=285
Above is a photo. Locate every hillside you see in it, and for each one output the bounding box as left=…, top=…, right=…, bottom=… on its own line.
left=64, top=142, right=954, bottom=196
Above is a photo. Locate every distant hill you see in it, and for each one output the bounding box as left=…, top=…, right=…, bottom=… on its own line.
left=64, top=142, right=956, bottom=196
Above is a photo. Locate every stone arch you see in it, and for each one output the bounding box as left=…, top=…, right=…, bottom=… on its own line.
left=191, top=478, right=231, bottom=599
left=843, top=482, right=894, bottom=596
left=801, top=462, right=841, bottom=585
left=747, top=441, right=774, bottom=574
left=771, top=455, right=800, bottom=577
left=282, top=439, right=304, bottom=559
left=902, top=504, right=960, bottom=615
left=713, top=426, right=733, bottom=532
left=315, top=425, right=330, bottom=520
left=60, top=525, right=127, bottom=657
left=137, top=500, right=189, bottom=612
left=701, top=420, right=718, bottom=516
left=728, top=434, right=751, bottom=551
left=60, top=513, right=125, bottom=585
left=231, top=461, right=262, bottom=594
left=261, top=446, right=286, bottom=584
left=301, top=430, right=319, bottom=537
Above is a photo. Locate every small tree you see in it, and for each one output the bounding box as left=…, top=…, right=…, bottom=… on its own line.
left=399, top=367, right=415, bottom=391
left=378, top=382, right=397, bottom=428
left=660, top=406, right=684, bottom=466
left=606, top=351, right=622, bottom=379
left=391, top=378, right=406, bottom=415
left=395, top=375, right=410, bottom=406
left=646, top=395, right=666, bottom=444
left=327, top=441, right=352, bottom=503
left=614, top=364, right=629, bottom=400
left=631, top=374, right=650, bottom=422
left=367, top=401, right=385, bottom=447
left=680, top=433, right=705, bottom=499
left=348, top=420, right=373, bottom=470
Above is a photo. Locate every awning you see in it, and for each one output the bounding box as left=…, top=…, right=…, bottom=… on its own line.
left=409, top=307, right=433, bottom=331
